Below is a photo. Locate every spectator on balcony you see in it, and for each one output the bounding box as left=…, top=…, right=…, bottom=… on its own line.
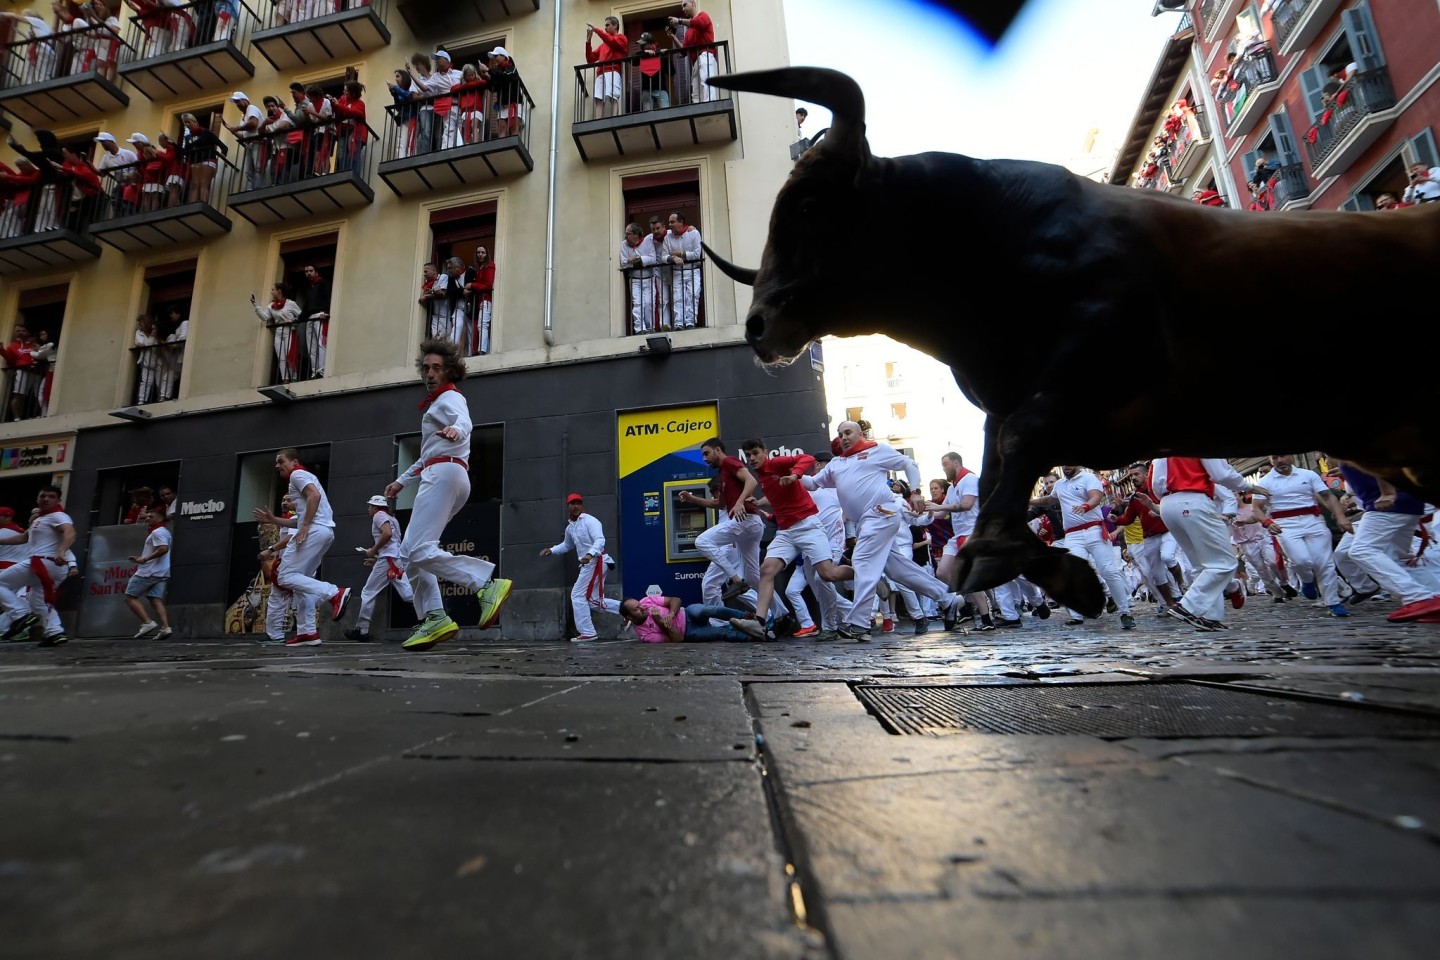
left=48, top=144, right=102, bottom=228
left=586, top=16, right=628, bottom=120
left=387, top=69, right=420, bottom=159
left=224, top=92, right=264, bottom=188
left=93, top=131, right=137, bottom=215
left=83, top=2, right=121, bottom=80
left=620, top=223, right=653, bottom=335
left=0, top=10, right=56, bottom=84
left=664, top=211, right=702, bottom=330
left=0, top=159, right=41, bottom=237
left=417, top=261, right=439, bottom=331
left=210, top=0, right=237, bottom=42
left=155, top=131, right=184, bottom=208
left=406, top=53, right=439, bottom=156
left=124, top=0, right=171, bottom=59
left=133, top=313, right=161, bottom=404
left=253, top=282, right=302, bottom=383
left=637, top=32, right=669, bottom=111
left=6, top=131, right=64, bottom=231
left=467, top=245, right=495, bottom=356
left=452, top=64, right=489, bottom=147
left=1191, top=187, right=1225, bottom=207
left=301, top=264, right=330, bottom=379
left=333, top=80, right=368, bottom=172
left=1374, top=192, right=1412, bottom=211
left=641, top=215, right=671, bottom=330
left=161, top=0, right=194, bottom=50
left=1402, top=162, right=1440, bottom=205
left=131, top=135, right=165, bottom=214
left=428, top=257, right=469, bottom=346
left=2, top=325, right=43, bottom=421
left=159, top=305, right=186, bottom=400
left=299, top=83, right=336, bottom=176
left=58, top=14, right=94, bottom=76
left=258, top=96, right=296, bottom=186
left=430, top=49, right=462, bottom=150
left=121, top=486, right=155, bottom=524
left=1247, top=151, right=1278, bottom=196
left=180, top=112, right=223, bottom=204
left=486, top=47, right=525, bottom=138
left=669, top=1, right=717, bottom=104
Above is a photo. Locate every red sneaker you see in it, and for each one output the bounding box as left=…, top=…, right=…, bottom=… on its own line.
left=1387, top=596, right=1440, bottom=622
left=330, top=587, right=352, bottom=621
left=285, top=633, right=321, bottom=646
left=1229, top=589, right=1245, bottom=610
left=881, top=618, right=895, bottom=633
left=792, top=624, right=819, bottom=638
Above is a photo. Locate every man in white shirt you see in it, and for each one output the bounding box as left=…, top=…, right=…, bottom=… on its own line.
left=619, top=223, right=658, bottom=335
left=253, top=448, right=352, bottom=646
left=541, top=493, right=621, bottom=642
left=928, top=451, right=997, bottom=630
left=345, top=495, right=415, bottom=642
left=1254, top=454, right=1352, bottom=616
left=1031, top=465, right=1135, bottom=629
left=123, top=505, right=173, bottom=639
left=664, top=212, right=703, bottom=330
left=223, top=92, right=265, bottom=188
left=0, top=485, right=75, bottom=646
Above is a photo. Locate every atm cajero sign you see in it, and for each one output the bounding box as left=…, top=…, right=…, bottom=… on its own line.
left=180, top=498, right=226, bottom=520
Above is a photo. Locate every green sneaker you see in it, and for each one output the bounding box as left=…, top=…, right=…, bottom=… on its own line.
left=476, top=578, right=513, bottom=629
left=402, top=612, right=460, bottom=651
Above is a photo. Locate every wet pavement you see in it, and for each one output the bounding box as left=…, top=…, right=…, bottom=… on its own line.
left=3, top=598, right=1439, bottom=959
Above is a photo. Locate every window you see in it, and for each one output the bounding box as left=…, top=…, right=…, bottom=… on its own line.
left=3, top=284, right=67, bottom=423
left=92, top=462, right=182, bottom=527
left=1352, top=155, right=1412, bottom=210
left=845, top=406, right=863, bottom=422
left=885, top=361, right=902, bottom=388
left=428, top=201, right=498, bottom=357
left=228, top=444, right=330, bottom=609
left=265, top=232, right=338, bottom=383
left=891, top=402, right=908, bottom=421
left=621, top=169, right=704, bottom=334
left=131, top=260, right=195, bottom=405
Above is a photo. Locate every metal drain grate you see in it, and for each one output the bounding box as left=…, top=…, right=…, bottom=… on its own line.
left=852, top=682, right=1440, bottom=738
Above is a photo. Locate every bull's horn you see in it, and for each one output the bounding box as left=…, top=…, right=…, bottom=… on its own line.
left=709, top=67, right=865, bottom=156
left=702, top=243, right=757, bottom=286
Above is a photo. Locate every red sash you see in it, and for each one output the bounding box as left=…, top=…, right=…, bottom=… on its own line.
left=30, top=555, right=58, bottom=605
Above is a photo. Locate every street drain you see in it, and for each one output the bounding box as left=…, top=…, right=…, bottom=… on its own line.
left=852, top=682, right=1440, bottom=738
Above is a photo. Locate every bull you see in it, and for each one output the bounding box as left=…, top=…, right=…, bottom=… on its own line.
left=703, top=67, right=1440, bottom=617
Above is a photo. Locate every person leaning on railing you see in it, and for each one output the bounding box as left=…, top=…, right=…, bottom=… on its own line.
left=48, top=144, right=103, bottom=229
left=179, top=111, right=225, bottom=204
left=332, top=80, right=367, bottom=173
left=387, top=69, right=420, bottom=159
left=252, top=282, right=302, bottom=383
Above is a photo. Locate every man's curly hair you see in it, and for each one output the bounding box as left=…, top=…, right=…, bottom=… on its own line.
left=418, top=338, right=467, bottom=383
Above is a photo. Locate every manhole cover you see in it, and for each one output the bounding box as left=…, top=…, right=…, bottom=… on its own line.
left=852, top=682, right=1440, bottom=738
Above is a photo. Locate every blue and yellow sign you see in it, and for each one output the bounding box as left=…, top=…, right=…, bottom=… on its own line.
left=618, top=403, right=718, bottom=602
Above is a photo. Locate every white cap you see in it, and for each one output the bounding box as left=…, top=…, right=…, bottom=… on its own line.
left=366, top=495, right=389, bottom=508
left=127, top=132, right=151, bottom=146
left=487, top=46, right=511, bottom=59
left=433, top=48, right=451, bottom=61
left=230, top=91, right=249, bottom=102
left=94, top=132, right=116, bottom=143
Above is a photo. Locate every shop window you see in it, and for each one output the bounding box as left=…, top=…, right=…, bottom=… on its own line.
left=91, top=462, right=182, bottom=528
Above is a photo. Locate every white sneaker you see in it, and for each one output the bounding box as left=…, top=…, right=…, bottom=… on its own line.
left=132, top=622, right=159, bottom=639
left=154, top=627, right=172, bottom=640
left=570, top=635, right=598, bottom=643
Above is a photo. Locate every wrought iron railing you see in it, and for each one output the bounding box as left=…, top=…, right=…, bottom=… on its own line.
left=1223, top=49, right=1278, bottom=127
left=1199, top=0, right=1223, bottom=36
left=1302, top=69, right=1398, bottom=169
left=621, top=259, right=705, bottom=336
left=380, top=71, right=534, bottom=162
left=421, top=290, right=493, bottom=357
left=256, top=0, right=386, bottom=31
left=130, top=338, right=186, bottom=405
left=1, top=19, right=129, bottom=88
left=261, top=315, right=322, bottom=384
left=0, top=350, right=54, bottom=422
left=229, top=114, right=375, bottom=194
left=573, top=40, right=732, bottom=123
left=1269, top=0, right=1311, bottom=49
left=89, top=151, right=236, bottom=224
left=1169, top=108, right=1211, bottom=171
left=0, top=173, right=99, bottom=238
left=121, top=0, right=259, bottom=60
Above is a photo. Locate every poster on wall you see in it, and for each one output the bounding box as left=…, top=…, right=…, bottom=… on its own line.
left=77, top=524, right=148, bottom=638
left=617, top=403, right=718, bottom=604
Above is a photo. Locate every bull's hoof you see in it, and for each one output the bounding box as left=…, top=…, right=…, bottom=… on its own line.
left=955, top=552, right=1026, bottom=595
left=1022, top=551, right=1106, bottom=619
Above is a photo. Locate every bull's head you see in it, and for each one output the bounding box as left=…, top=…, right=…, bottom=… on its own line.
left=704, top=68, right=872, bottom=366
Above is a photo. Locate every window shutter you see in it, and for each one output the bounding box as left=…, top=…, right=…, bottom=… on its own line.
left=1410, top=128, right=1439, bottom=168
left=1297, top=65, right=1326, bottom=123
left=1269, top=109, right=1300, bottom=165
left=1341, top=0, right=1385, bottom=72
left=1340, top=196, right=1363, bottom=211
left=1240, top=148, right=1257, bottom=185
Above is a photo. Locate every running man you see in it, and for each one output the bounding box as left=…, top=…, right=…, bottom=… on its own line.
left=344, top=494, right=416, bottom=642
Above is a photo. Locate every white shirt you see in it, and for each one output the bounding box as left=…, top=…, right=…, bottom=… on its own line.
left=947, top=471, right=980, bottom=538
left=1403, top=167, right=1440, bottom=204
left=550, top=512, right=613, bottom=564
left=399, top=389, right=472, bottom=487
left=664, top=226, right=703, bottom=264
left=0, top=522, right=29, bottom=563
left=1052, top=470, right=1103, bottom=533
left=136, top=524, right=172, bottom=577
left=1149, top=458, right=1252, bottom=498
left=618, top=238, right=648, bottom=275
left=810, top=487, right=845, bottom=547
left=371, top=510, right=403, bottom=559
left=804, top=442, right=920, bottom=524
left=28, top=510, right=73, bottom=559
left=256, top=299, right=301, bottom=325
left=1259, top=467, right=1327, bottom=512
left=287, top=468, right=335, bottom=529
left=96, top=146, right=138, bottom=175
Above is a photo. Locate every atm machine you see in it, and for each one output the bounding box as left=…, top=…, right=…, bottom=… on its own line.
left=663, top=479, right=718, bottom=562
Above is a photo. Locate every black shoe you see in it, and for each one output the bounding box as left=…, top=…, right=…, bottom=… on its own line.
left=3, top=613, right=37, bottom=642
left=913, top=618, right=927, bottom=635
left=1120, top=613, right=1136, bottom=630
left=343, top=628, right=371, bottom=642
left=942, top=599, right=959, bottom=632
left=995, top=617, right=1023, bottom=628
left=1064, top=617, right=1085, bottom=626
left=1271, top=595, right=1287, bottom=603
left=1193, top=616, right=1224, bottom=632
left=1347, top=588, right=1380, bottom=606
left=721, top=578, right=748, bottom=603
left=836, top=625, right=869, bottom=642
left=37, top=632, right=67, bottom=647
left=1282, top=584, right=1298, bottom=599
left=772, top=613, right=799, bottom=638
left=974, top=616, right=996, bottom=633
left=1105, top=599, right=1118, bottom=614
left=1032, top=604, right=1050, bottom=620
left=1166, top=605, right=1214, bottom=631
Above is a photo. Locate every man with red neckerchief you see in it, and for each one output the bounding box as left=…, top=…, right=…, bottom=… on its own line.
left=2, top=324, right=43, bottom=421
left=123, top=504, right=173, bottom=640
left=540, top=492, right=620, bottom=643
left=802, top=422, right=960, bottom=642
left=384, top=339, right=513, bottom=650
left=1254, top=454, right=1352, bottom=616
left=1030, top=465, right=1135, bottom=629
left=344, top=494, right=415, bottom=643
left=0, top=485, right=76, bottom=646
left=1109, top=462, right=1183, bottom=613
left=252, top=447, right=352, bottom=647
left=680, top=437, right=764, bottom=607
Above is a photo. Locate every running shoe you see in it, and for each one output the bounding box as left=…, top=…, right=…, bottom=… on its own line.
left=402, top=612, right=460, bottom=650
left=792, top=624, right=819, bottom=638
left=132, top=622, right=160, bottom=639
left=477, top=578, right=514, bottom=629
left=3, top=614, right=37, bottom=642
left=37, top=632, right=67, bottom=647
left=330, top=587, right=352, bottom=621
left=285, top=633, right=321, bottom=646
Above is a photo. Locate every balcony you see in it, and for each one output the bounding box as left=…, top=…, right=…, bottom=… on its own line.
left=1303, top=69, right=1399, bottom=180
left=422, top=289, right=493, bottom=357
left=1169, top=109, right=1212, bottom=180
left=0, top=179, right=102, bottom=274
left=87, top=155, right=236, bottom=253
left=621, top=260, right=705, bottom=335
left=0, top=23, right=129, bottom=127
left=378, top=77, right=535, bottom=196
left=1199, top=0, right=1242, bottom=40
left=1221, top=50, right=1281, bottom=137
left=394, top=0, right=540, bottom=40
left=227, top=117, right=375, bottom=226
left=261, top=315, right=324, bottom=385
left=129, top=340, right=186, bottom=406
left=0, top=358, right=53, bottom=423
left=117, top=0, right=258, bottom=101
left=1273, top=161, right=1311, bottom=210
left=572, top=43, right=736, bottom=162
left=1272, top=0, right=1344, bottom=56
left=250, top=0, right=391, bottom=73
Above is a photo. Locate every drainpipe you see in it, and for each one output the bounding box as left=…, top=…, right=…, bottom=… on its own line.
left=542, top=0, right=562, bottom=348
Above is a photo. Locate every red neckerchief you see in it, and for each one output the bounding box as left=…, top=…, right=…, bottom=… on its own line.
left=39, top=503, right=65, bottom=515
left=568, top=510, right=585, bottom=522
left=953, top=466, right=973, bottom=481
left=672, top=225, right=689, bottom=236
left=309, top=275, right=322, bottom=286
left=271, top=298, right=287, bottom=309
left=836, top=438, right=878, bottom=457
left=419, top=382, right=457, bottom=410
left=148, top=519, right=166, bottom=530
left=283, top=462, right=305, bottom=479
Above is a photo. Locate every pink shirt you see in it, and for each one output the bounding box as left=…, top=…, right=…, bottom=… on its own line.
left=634, top=595, right=686, bottom=643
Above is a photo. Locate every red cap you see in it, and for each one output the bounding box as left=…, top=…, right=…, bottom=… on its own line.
left=566, top=493, right=584, bottom=504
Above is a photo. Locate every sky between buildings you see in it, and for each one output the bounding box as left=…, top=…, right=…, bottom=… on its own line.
left=782, top=0, right=1181, bottom=463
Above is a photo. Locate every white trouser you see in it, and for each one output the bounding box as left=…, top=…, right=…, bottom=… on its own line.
left=266, top=583, right=308, bottom=639
left=699, top=548, right=765, bottom=617
left=1332, top=532, right=1378, bottom=594
left=1274, top=515, right=1340, bottom=604
left=474, top=298, right=492, bottom=356
left=136, top=362, right=157, bottom=404
left=0, top=558, right=68, bottom=636
left=356, top=557, right=415, bottom=631
left=1159, top=492, right=1237, bottom=623
left=1236, top=536, right=1286, bottom=596
left=692, top=50, right=718, bottom=102
left=275, top=328, right=298, bottom=382
left=629, top=277, right=656, bottom=334
left=276, top=525, right=338, bottom=634
left=784, top=562, right=814, bottom=629
left=306, top=316, right=326, bottom=376
left=671, top=267, right=701, bottom=329
left=992, top=579, right=1022, bottom=619
left=694, top=513, right=763, bottom=588
left=401, top=462, right=495, bottom=615
left=1130, top=536, right=1176, bottom=601
left=846, top=511, right=951, bottom=630
left=1057, top=523, right=1130, bottom=615
left=569, top=560, right=620, bottom=637
left=806, top=557, right=853, bottom=629
left=1346, top=511, right=1436, bottom=604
